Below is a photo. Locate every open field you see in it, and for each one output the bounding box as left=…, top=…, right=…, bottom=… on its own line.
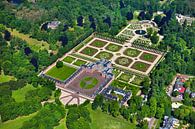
left=6, top=27, right=50, bottom=52
left=0, top=112, right=37, bottom=129
left=88, top=105, right=136, bottom=129
left=46, top=65, right=77, bottom=81
left=12, top=84, right=36, bottom=102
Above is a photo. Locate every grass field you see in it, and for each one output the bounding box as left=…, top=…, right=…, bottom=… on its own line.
left=0, top=73, right=16, bottom=83
left=0, top=112, right=37, bottom=129
left=90, top=39, right=107, bottom=48
left=88, top=105, right=136, bottom=129
left=46, top=65, right=77, bottom=81
left=80, top=76, right=98, bottom=89
left=63, top=56, right=76, bottom=63
left=80, top=47, right=98, bottom=56
left=12, top=84, right=36, bottom=102
left=6, top=27, right=50, bottom=52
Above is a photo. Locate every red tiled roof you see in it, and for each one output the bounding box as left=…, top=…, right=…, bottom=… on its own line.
left=178, top=87, right=186, bottom=93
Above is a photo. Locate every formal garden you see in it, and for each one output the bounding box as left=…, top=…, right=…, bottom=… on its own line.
left=123, top=48, right=141, bottom=57
left=90, top=39, right=108, bottom=48
left=95, top=51, right=113, bottom=60
left=133, top=38, right=151, bottom=46
left=128, top=24, right=142, bottom=29
left=63, top=56, right=76, bottom=63
left=105, top=43, right=122, bottom=52
left=73, top=59, right=87, bottom=66
left=131, top=61, right=150, bottom=72
left=139, top=52, right=158, bottom=62
left=80, top=47, right=99, bottom=56
left=122, top=29, right=134, bottom=36
left=115, top=57, right=133, bottom=67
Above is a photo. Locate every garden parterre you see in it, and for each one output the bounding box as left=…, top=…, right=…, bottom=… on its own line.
left=41, top=21, right=164, bottom=92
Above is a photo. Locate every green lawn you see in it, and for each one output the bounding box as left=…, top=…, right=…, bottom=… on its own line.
left=73, top=59, right=87, bottom=66
left=0, top=73, right=16, bottom=83
left=63, top=56, right=76, bottom=63
left=12, top=84, right=36, bottom=102
left=0, top=112, right=37, bottom=129
left=46, top=65, right=77, bottom=81
left=88, top=105, right=136, bottom=129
